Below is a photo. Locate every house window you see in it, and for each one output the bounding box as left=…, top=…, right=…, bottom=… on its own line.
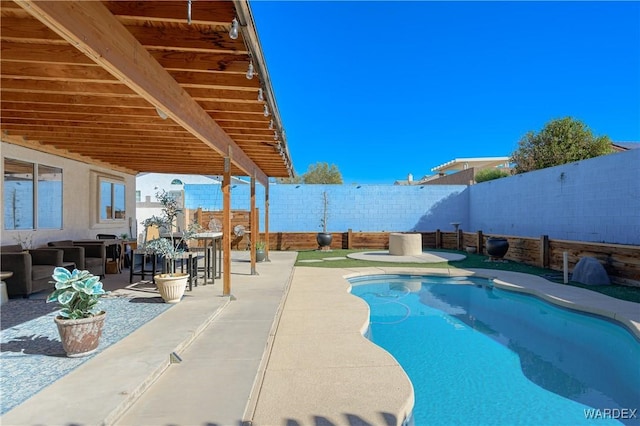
left=37, top=164, right=63, bottom=229
left=135, top=190, right=141, bottom=202
left=3, top=158, right=62, bottom=230
left=99, top=177, right=126, bottom=221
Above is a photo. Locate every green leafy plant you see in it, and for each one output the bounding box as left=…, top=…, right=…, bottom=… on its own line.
left=142, top=190, right=201, bottom=273
left=255, top=240, right=266, bottom=250
left=46, top=267, right=108, bottom=319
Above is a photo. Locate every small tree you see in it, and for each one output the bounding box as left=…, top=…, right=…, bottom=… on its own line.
left=319, top=191, right=329, bottom=233
left=277, top=162, right=343, bottom=184
left=303, top=162, right=343, bottom=184
left=510, top=117, right=613, bottom=174
left=142, top=190, right=200, bottom=274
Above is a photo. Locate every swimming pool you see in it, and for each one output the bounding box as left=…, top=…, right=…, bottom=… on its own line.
left=350, top=275, right=640, bottom=426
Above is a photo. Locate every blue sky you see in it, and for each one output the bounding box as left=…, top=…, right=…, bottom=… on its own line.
left=251, top=1, right=640, bottom=184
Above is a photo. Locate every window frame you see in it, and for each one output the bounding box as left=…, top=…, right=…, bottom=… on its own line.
left=97, top=175, right=126, bottom=223
left=3, top=157, right=63, bottom=230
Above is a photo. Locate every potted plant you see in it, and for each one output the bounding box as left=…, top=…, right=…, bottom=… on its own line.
left=255, top=240, right=266, bottom=262
left=316, top=191, right=332, bottom=250
left=486, top=236, right=509, bottom=260
left=46, top=267, right=108, bottom=357
left=142, top=190, right=200, bottom=303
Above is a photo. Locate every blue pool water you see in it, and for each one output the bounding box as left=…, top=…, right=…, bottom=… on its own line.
left=350, top=275, right=640, bottom=426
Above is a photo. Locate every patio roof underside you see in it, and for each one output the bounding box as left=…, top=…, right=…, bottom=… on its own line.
left=0, top=0, right=292, bottom=185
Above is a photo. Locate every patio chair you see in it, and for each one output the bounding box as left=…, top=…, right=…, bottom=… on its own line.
left=129, top=250, right=159, bottom=284
left=47, top=240, right=107, bottom=278
left=96, top=234, right=121, bottom=267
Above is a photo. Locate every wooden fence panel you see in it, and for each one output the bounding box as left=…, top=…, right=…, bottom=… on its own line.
left=192, top=208, right=255, bottom=249
left=549, top=240, right=640, bottom=284
left=179, top=222, right=640, bottom=284
left=350, top=232, right=391, bottom=249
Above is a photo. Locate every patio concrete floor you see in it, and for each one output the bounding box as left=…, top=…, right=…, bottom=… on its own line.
left=1, top=252, right=638, bottom=425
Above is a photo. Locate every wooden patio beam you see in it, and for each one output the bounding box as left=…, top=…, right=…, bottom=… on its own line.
left=16, top=0, right=268, bottom=185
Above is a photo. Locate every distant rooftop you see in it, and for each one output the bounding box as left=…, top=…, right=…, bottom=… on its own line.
left=612, top=142, right=640, bottom=151
left=431, top=157, right=511, bottom=173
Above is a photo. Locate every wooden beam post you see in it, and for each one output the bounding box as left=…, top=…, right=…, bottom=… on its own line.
left=250, top=175, right=257, bottom=275
left=476, top=230, right=483, bottom=254
left=222, top=158, right=231, bottom=296
left=540, top=235, right=549, bottom=268
left=435, top=229, right=441, bottom=249
left=265, top=182, right=270, bottom=261
left=347, top=229, right=353, bottom=250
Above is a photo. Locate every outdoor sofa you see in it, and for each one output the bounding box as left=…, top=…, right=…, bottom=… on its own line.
left=0, top=244, right=64, bottom=298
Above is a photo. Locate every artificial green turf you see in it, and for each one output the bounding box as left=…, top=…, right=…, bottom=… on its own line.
left=295, top=249, right=640, bottom=303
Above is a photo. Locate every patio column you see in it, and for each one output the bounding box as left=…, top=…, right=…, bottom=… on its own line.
left=264, top=182, right=270, bottom=261
left=250, top=174, right=257, bottom=275
left=222, top=158, right=231, bottom=296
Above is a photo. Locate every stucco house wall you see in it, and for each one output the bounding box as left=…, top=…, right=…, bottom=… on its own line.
left=1, top=142, right=136, bottom=248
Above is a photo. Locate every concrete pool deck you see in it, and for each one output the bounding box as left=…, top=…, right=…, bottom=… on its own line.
left=251, top=265, right=640, bottom=425
left=2, top=257, right=638, bottom=425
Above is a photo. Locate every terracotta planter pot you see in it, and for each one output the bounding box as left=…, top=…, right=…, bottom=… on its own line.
left=155, top=273, right=189, bottom=303
left=54, top=311, right=106, bottom=357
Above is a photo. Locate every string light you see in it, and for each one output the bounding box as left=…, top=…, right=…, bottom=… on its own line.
left=229, top=18, right=239, bottom=39
left=257, top=88, right=264, bottom=102
left=269, top=119, right=274, bottom=130
left=263, top=104, right=270, bottom=117
left=187, top=0, right=192, bottom=24
left=155, top=106, right=168, bottom=120
left=246, top=61, right=254, bottom=79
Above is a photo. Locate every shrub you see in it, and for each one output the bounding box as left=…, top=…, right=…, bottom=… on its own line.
left=475, top=168, right=510, bottom=183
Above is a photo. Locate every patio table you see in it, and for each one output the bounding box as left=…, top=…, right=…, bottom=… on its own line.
left=193, top=232, right=222, bottom=284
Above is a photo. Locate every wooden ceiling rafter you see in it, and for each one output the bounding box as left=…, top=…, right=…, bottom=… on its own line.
left=1, top=0, right=293, bottom=179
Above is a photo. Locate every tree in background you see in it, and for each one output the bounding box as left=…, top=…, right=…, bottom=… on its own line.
left=278, top=162, right=343, bottom=184
left=475, top=168, right=510, bottom=183
left=510, top=117, right=613, bottom=174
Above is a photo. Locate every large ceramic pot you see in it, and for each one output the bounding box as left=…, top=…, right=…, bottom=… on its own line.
left=486, top=237, right=509, bottom=259
left=316, top=232, right=333, bottom=250
left=155, top=273, right=189, bottom=303
left=54, top=311, right=106, bottom=357
left=256, top=249, right=266, bottom=262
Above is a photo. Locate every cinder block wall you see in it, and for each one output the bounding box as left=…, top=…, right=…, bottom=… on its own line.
left=469, top=149, right=640, bottom=245
left=184, top=149, right=639, bottom=245
left=185, top=184, right=469, bottom=233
